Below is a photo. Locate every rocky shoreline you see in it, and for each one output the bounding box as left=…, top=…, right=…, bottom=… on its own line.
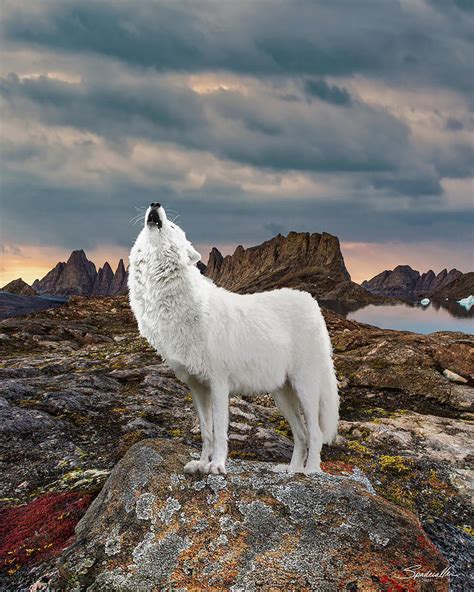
left=0, top=296, right=472, bottom=590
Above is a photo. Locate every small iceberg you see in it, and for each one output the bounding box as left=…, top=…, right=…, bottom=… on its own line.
left=457, top=295, right=474, bottom=311
left=420, top=298, right=430, bottom=306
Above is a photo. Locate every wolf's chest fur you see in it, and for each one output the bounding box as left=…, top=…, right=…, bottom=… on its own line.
left=129, top=250, right=207, bottom=373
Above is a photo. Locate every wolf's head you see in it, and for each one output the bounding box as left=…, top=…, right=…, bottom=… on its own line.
left=137, top=203, right=201, bottom=266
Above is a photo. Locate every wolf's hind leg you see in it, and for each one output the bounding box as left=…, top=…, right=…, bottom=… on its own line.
left=272, top=384, right=308, bottom=473
left=291, top=374, right=323, bottom=474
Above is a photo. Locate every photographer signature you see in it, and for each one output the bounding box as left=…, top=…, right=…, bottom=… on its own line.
left=395, top=565, right=452, bottom=580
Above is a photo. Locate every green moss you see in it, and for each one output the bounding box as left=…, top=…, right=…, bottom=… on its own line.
left=169, top=428, right=182, bottom=437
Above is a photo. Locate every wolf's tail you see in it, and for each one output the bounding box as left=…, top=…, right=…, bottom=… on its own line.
left=316, top=322, right=340, bottom=444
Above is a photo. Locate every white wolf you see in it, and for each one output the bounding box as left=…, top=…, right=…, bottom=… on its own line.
left=128, top=203, right=339, bottom=475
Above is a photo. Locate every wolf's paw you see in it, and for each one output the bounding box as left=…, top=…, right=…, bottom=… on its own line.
left=183, top=460, right=208, bottom=474
left=273, top=464, right=306, bottom=474
left=304, top=465, right=323, bottom=475
left=273, top=463, right=291, bottom=473
left=204, top=461, right=227, bottom=475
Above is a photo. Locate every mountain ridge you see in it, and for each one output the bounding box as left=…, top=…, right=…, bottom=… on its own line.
left=4, top=235, right=472, bottom=303
left=362, top=265, right=471, bottom=301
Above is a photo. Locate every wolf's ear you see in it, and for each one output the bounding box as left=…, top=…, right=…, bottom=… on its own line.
left=186, top=245, right=201, bottom=265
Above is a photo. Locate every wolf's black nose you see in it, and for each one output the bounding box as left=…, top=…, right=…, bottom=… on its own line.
left=150, top=202, right=161, bottom=208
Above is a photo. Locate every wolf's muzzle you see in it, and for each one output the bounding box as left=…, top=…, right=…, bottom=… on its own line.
left=147, top=205, right=162, bottom=228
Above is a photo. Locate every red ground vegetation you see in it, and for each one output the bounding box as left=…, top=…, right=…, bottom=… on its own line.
left=0, top=492, right=93, bottom=576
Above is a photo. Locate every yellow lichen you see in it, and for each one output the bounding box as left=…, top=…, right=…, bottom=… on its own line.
left=379, top=455, right=410, bottom=473
left=347, top=441, right=370, bottom=456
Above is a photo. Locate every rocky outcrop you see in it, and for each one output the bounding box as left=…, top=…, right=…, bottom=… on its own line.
left=205, top=246, right=224, bottom=277
left=416, top=270, right=436, bottom=296
left=32, top=262, right=65, bottom=294
left=1, top=279, right=37, bottom=296
left=429, top=269, right=463, bottom=295
left=32, top=252, right=129, bottom=297
left=204, top=232, right=382, bottom=302
left=33, top=250, right=96, bottom=296
left=53, top=250, right=97, bottom=296
left=91, top=263, right=114, bottom=296
left=57, top=438, right=448, bottom=591
left=206, top=231, right=350, bottom=287
left=363, top=266, right=468, bottom=301
left=434, top=272, right=474, bottom=299
left=109, top=259, right=128, bottom=295
left=362, top=265, right=420, bottom=300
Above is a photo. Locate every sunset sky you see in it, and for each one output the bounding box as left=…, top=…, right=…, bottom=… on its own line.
left=1, top=0, right=473, bottom=286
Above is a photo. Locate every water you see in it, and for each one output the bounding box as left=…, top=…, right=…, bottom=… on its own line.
left=320, top=300, right=474, bottom=335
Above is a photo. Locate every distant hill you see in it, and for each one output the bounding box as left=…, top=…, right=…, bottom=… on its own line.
left=1, top=278, right=37, bottom=296
left=0, top=292, right=66, bottom=319
left=362, top=265, right=472, bottom=301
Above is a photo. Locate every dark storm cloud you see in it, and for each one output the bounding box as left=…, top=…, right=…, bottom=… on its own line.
left=1, top=165, right=472, bottom=253
left=445, top=118, right=464, bottom=132
left=372, top=171, right=443, bottom=196
left=2, top=0, right=473, bottom=94
left=0, top=72, right=414, bottom=175
left=304, top=79, right=352, bottom=106
left=0, top=73, right=204, bottom=141
left=0, top=0, right=472, bottom=264
left=432, top=143, right=474, bottom=179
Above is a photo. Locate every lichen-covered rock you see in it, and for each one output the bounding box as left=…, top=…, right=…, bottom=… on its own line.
left=57, top=439, right=448, bottom=591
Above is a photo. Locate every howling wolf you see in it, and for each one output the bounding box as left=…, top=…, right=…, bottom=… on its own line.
left=129, top=203, right=339, bottom=475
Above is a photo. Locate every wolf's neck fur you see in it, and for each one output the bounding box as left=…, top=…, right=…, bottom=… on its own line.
left=133, top=243, right=209, bottom=376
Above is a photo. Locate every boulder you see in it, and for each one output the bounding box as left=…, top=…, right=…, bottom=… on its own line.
left=58, top=439, right=448, bottom=591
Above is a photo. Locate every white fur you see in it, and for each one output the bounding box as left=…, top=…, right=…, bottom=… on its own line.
left=128, top=205, right=339, bottom=475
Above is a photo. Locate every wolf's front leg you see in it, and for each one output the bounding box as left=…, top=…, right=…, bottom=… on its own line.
left=204, top=379, right=229, bottom=475
left=183, top=381, right=213, bottom=474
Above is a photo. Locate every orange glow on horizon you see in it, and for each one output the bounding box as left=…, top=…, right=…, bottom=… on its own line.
left=1, top=241, right=471, bottom=291
left=0, top=244, right=129, bottom=287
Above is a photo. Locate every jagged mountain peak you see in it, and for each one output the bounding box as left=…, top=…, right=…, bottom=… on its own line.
left=33, top=250, right=128, bottom=297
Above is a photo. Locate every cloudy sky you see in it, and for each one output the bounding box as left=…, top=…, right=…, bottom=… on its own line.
left=1, top=0, right=473, bottom=285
